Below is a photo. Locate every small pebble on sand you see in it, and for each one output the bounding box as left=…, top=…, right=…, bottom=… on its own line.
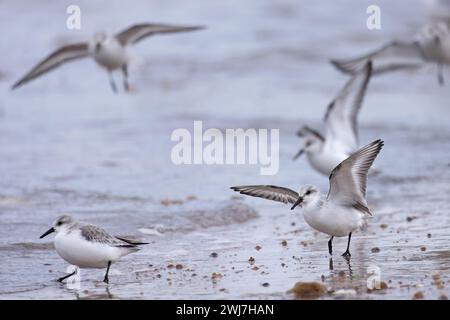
left=371, top=247, right=381, bottom=253
left=413, top=291, right=424, bottom=299
left=160, top=199, right=183, bottom=206
left=175, top=264, right=183, bottom=270
left=380, top=224, right=388, bottom=229
left=281, top=240, right=288, bottom=247
left=420, top=246, right=426, bottom=252
left=210, top=252, right=218, bottom=258
left=288, top=282, right=327, bottom=299
left=262, top=282, right=270, bottom=287
left=212, top=272, right=222, bottom=280
left=255, top=245, right=262, bottom=251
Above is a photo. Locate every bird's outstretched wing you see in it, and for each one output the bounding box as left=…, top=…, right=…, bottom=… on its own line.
left=115, top=23, right=205, bottom=46
left=330, top=41, right=424, bottom=75
left=327, top=139, right=384, bottom=215
left=12, top=43, right=89, bottom=90
left=323, top=61, right=373, bottom=154
left=230, top=185, right=299, bottom=205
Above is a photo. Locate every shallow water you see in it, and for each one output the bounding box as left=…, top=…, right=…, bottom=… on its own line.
left=0, top=0, right=449, bottom=299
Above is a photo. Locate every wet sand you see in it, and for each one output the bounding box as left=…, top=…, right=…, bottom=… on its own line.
left=0, top=0, right=450, bottom=299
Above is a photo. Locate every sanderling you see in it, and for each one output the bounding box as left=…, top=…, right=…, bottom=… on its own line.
left=232, top=139, right=384, bottom=257
left=40, top=215, right=148, bottom=284
left=12, top=23, right=205, bottom=92
left=293, top=61, right=373, bottom=176
left=331, top=23, right=450, bottom=85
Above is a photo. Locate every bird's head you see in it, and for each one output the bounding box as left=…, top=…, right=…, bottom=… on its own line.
left=293, top=127, right=324, bottom=160
left=291, top=185, right=319, bottom=210
left=93, top=32, right=108, bottom=52
left=40, top=215, right=76, bottom=239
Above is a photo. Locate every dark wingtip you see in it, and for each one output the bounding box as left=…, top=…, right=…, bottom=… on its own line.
left=371, top=139, right=384, bottom=153
left=365, top=60, right=373, bottom=76
left=330, top=59, right=343, bottom=71
left=11, top=82, right=21, bottom=90
left=330, top=59, right=352, bottom=74
left=187, top=25, right=206, bottom=32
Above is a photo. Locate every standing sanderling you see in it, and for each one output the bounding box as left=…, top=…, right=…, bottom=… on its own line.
left=294, top=61, right=373, bottom=176
left=12, top=23, right=205, bottom=92
left=331, top=23, right=450, bottom=85
left=232, top=139, right=383, bottom=257
left=40, top=215, right=148, bottom=284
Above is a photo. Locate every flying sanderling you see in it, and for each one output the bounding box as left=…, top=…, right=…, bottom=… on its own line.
left=232, top=139, right=384, bottom=257
left=293, top=61, right=373, bottom=176
left=331, top=23, right=450, bottom=85
left=40, top=215, right=148, bottom=284
left=12, top=23, right=205, bottom=92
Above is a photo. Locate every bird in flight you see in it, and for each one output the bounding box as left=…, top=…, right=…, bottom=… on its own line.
left=294, top=61, right=373, bottom=176
left=12, top=23, right=205, bottom=92
left=331, top=23, right=450, bottom=85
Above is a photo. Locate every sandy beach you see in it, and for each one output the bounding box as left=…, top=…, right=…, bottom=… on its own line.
left=0, top=0, right=449, bottom=299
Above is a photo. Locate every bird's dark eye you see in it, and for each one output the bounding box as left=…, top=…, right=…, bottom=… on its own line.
left=57, top=221, right=63, bottom=226
left=305, top=190, right=311, bottom=195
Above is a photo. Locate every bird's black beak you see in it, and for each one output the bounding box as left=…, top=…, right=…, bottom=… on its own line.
left=40, top=227, right=55, bottom=239
left=291, top=197, right=303, bottom=210
left=293, top=148, right=304, bottom=160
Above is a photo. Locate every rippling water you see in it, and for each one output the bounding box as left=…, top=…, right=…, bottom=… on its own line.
left=0, top=0, right=449, bottom=299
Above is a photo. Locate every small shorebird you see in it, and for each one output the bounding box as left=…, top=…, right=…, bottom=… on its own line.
left=331, top=23, right=450, bottom=85
left=293, top=61, right=373, bottom=176
left=232, top=139, right=384, bottom=257
left=40, top=215, right=148, bottom=284
left=12, top=23, right=205, bottom=92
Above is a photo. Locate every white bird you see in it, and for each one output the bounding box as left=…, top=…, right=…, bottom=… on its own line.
left=12, top=23, right=205, bottom=92
left=39, top=215, right=148, bottom=284
left=293, top=61, right=373, bottom=176
left=232, top=139, right=384, bottom=257
left=331, top=23, right=450, bottom=85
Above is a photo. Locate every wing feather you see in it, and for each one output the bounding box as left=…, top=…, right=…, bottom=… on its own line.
left=330, top=40, right=425, bottom=75
left=12, top=43, right=89, bottom=89
left=230, top=185, right=299, bottom=205
left=324, top=61, right=373, bottom=154
left=327, top=139, right=384, bottom=215
left=80, top=224, right=140, bottom=248
left=116, top=23, right=205, bottom=46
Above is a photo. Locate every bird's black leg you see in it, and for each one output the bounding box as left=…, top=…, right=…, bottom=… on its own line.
left=122, top=64, right=130, bottom=92
left=108, top=72, right=118, bottom=93
left=437, top=63, right=445, bottom=86
left=57, top=269, right=77, bottom=283
left=342, top=232, right=352, bottom=258
left=103, top=261, right=111, bottom=284
left=328, top=236, right=334, bottom=255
